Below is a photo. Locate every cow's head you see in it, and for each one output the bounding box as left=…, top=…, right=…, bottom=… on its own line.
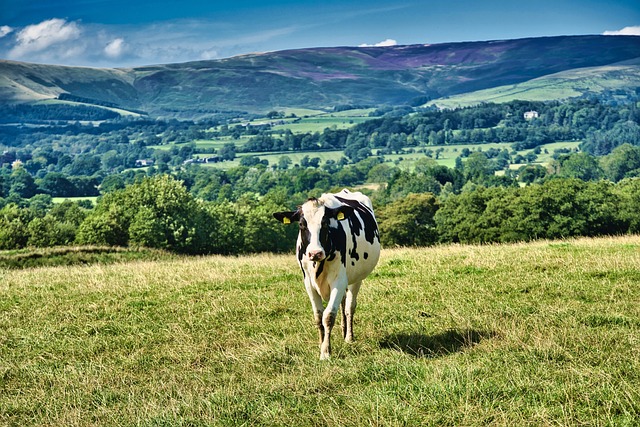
left=273, top=198, right=354, bottom=262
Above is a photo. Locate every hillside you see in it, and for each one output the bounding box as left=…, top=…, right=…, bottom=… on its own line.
left=428, top=59, right=640, bottom=108
left=1, top=35, right=640, bottom=117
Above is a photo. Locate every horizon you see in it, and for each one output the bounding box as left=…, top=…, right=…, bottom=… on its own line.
left=0, top=0, right=639, bottom=68
left=0, top=33, right=638, bottom=70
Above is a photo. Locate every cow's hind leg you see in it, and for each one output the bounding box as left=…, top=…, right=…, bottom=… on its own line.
left=344, top=281, right=362, bottom=343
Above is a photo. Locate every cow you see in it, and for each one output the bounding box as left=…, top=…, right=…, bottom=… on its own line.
left=273, top=189, right=380, bottom=360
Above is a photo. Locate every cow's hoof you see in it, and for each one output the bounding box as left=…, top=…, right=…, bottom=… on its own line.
left=319, top=352, right=331, bottom=360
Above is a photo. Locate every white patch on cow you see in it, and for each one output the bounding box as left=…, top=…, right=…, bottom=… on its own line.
left=301, top=200, right=327, bottom=260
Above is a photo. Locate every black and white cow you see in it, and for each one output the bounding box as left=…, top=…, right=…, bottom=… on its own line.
left=273, top=189, right=380, bottom=360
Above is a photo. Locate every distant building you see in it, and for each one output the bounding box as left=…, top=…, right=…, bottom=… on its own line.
left=135, top=159, right=154, bottom=167
left=183, top=156, right=220, bottom=165
left=524, top=111, right=539, bottom=120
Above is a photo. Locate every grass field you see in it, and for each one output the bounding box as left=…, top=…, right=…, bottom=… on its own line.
left=1, top=235, right=639, bottom=426
left=271, top=110, right=375, bottom=134
left=52, top=196, right=98, bottom=205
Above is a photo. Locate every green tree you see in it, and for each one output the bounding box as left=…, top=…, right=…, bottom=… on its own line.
left=38, top=172, right=76, bottom=197
left=435, top=186, right=499, bottom=243
left=555, top=152, right=602, bottom=181
left=77, top=175, right=215, bottom=253
left=463, top=152, right=493, bottom=182
left=242, top=198, right=298, bottom=253
left=518, top=165, right=547, bottom=184
left=0, top=204, right=32, bottom=249
left=66, top=154, right=101, bottom=176
left=100, top=174, right=126, bottom=193
left=600, top=144, right=640, bottom=182
left=27, top=214, right=76, bottom=247
left=613, top=178, right=640, bottom=233
left=378, top=193, right=439, bottom=247
left=205, top=201, right=245, bottom=254
left=9, top=167, right=38, bottom=198
left=277, top=156, right=292, bottom=170
left=218, top=143, right=236, bottom=161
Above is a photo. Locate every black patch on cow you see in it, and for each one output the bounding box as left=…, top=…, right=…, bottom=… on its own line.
left=364, top=252, right=369, bottom=260
left=315, top=260, right=325, bottom=279
left=297, top=217, right=309, bottom=278
left=273, top=210, right=301, bottom=223
left=335, top=196, right=380, bottom=245
left=328, top=220, right=348, bottom=267
left=351, top=261, right=355, bottom=266
left=297, top=244, right=306, bottom=278
left=298, top=217, right=311, bottom=259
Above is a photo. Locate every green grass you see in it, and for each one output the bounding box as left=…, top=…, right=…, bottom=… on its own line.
left=149, top=136, right=251, bottom=152
left=271, top=114, right=372, bottom=134
left=52, top=196, right=98, bottom=205
left=1, top=235, right=639, bottom=425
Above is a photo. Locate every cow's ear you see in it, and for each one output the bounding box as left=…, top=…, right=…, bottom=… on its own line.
left=273, top=210, right=300, bottom=224
left=328, top=206, right=354, bottom=221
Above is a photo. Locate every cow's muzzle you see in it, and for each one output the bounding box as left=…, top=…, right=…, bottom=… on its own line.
left=308, top=250, right=325, bottom=262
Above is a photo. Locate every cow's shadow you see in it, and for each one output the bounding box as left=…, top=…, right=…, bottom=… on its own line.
left=379, top=329, right=495, bottom=358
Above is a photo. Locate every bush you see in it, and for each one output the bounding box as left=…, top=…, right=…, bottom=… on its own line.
left=77, top=175, right=214, bottom=253
left=377, top=193, right=439, bottom=247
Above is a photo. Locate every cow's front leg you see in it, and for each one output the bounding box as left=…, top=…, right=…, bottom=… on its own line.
left=304, top=280, right=325, bottom=347
left=320, top=280, right=347, bottom=360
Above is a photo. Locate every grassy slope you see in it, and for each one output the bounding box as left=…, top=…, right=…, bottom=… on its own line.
left=428, top=61, right=640, bottom=109
left=1, top=235, right=639, bottom=426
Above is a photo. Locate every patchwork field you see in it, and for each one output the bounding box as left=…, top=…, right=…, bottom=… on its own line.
left=1, top=235, right=639, bottom=425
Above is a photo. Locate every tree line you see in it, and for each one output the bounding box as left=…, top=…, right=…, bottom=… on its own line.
left=2, top=171, right=639, bottom=253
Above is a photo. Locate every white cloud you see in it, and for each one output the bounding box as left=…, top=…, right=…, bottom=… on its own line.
left=10, top=18, right=81, bottom=57
left=200, top=49, right=219, bottom=60
left=104, top=38, right=125, bottom=58
left=359, top=38, right=398, bottom=47
left=0, top=25, right=13, bottom=38
left=603, top=26, right=640, bottom=36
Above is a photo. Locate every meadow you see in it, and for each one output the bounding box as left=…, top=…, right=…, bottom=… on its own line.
left=1, top=235, right=639, bottom=426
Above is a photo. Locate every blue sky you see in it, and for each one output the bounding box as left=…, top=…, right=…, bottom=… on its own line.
left=0, top=0, right=639, bottom=67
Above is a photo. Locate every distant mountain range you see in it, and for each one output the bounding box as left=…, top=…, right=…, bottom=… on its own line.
left=1, top=35, right=640, bottom=118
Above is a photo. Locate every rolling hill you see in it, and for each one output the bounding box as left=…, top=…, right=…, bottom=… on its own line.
left=1, top=35, right=640, bottom=117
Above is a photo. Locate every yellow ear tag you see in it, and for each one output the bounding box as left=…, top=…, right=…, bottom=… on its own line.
left=283, top=217, right=291, bottom=224
left=337, top=211, right=345, bottom=220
